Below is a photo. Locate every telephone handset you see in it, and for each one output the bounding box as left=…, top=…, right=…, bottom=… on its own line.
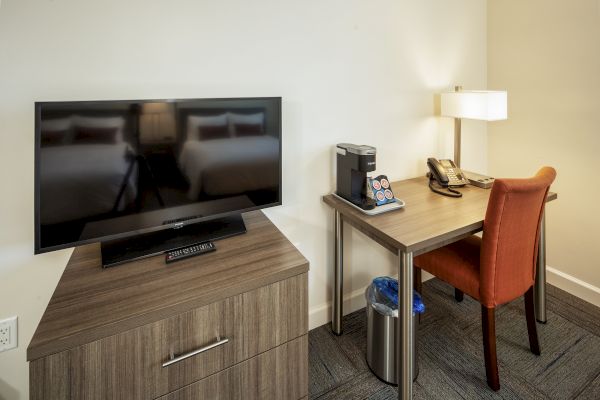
left=427, top=158, right=469, bottom=198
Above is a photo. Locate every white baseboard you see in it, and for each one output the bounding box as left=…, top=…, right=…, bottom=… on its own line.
left=546, top=265, right=600, bottom=307
left=308, top=267, right=599, bottom=330
left=309, top=286, right=368, bottom=330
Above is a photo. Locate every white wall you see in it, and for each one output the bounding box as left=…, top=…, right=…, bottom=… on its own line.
left=0, top=0, right=487, bottom=397
left=487, top=0, right=600, bottom=306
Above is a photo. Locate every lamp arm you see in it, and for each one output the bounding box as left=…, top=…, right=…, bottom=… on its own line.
left=454, top=117, right=461, bottom=168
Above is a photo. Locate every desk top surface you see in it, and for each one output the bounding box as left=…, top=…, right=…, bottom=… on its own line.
left=27, top=211, right=308, bottom=361
left=323, top=176, right=557, bottom=255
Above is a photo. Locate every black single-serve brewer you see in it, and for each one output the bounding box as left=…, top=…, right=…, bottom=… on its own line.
left=336, top=143, right=377, bottom=210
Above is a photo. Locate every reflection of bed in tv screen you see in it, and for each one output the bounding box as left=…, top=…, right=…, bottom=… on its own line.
left=35, top=97, right=282, bottom=266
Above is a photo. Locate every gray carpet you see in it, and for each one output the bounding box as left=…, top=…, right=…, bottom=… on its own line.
left=309, top=279, right=600, bottom=399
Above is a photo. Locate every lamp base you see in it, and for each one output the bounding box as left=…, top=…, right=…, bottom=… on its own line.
left=463, top=170, right=495, bottom=189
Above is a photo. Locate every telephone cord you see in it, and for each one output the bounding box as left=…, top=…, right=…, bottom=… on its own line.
left=428, top=177, right=463, bottom=198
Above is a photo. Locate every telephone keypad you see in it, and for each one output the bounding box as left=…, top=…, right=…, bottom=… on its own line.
left=447, top=168, right=467, bottom=186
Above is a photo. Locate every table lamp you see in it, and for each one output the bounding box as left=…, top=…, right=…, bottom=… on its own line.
left=440, top=86, right=507, bottom=188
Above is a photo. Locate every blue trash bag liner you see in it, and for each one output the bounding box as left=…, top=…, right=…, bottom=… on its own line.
left=365, top=276, right=425, bottom=317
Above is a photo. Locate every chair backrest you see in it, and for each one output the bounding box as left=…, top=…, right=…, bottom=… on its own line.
left=479, top=167, right=556, bottom=307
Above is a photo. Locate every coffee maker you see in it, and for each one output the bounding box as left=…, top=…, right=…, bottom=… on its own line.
left=336, top=143, right=377, bottom=210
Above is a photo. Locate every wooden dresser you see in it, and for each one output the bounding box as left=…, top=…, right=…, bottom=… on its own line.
left=28, top=211, right=309, bottom=400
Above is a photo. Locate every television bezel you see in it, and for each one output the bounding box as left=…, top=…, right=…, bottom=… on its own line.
left=34, top=96, right=282, bottom=255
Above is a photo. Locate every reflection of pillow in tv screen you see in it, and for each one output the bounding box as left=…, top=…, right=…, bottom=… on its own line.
left=74, top=126, right=119, bottom=144
left=73, top=115, right=125, bottom=141
left=41, top=130, right=68, bottom=146
left=187, top=114, right=229, bottom=140
left=41, top=118, right=71, bottom=132
left=199, top=125, right=230, bottom=140
left=234, top=123, right=264, bottom=137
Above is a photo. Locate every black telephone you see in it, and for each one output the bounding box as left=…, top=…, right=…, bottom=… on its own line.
left=427, top=158, right=469, bottom=198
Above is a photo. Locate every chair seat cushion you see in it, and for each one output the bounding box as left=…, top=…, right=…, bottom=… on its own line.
left=415, top=235, right=482, bottom=301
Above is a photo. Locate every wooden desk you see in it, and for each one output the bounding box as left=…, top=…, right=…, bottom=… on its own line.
left=323, top=176, right=557, bottom=400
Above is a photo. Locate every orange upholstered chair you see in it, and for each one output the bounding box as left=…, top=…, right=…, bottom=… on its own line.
left=414, top=167, right=556, bottom=391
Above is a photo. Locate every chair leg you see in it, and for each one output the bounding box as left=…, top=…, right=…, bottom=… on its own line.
left=454, top=288, right=464, bottom=302
left=413, top=267, right=422, bottom=294
left=481, top=305, right=500, bottom=391
left=524, top=286, right=541, bottom=355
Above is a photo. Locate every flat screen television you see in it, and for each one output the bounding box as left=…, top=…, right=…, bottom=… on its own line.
left=35, top=97, right=282, bottom=267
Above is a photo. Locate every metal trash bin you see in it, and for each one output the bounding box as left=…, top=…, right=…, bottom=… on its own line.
left=365, top=277, right=424, bottom=385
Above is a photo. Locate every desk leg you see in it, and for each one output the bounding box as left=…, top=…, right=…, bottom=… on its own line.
left=332, top=210, right=344, bottom=335
left=398, top=250, right=414, bottom=400
left=535, top=210, right=547, bottom=323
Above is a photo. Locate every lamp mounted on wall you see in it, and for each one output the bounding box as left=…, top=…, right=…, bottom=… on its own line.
left=440, top=86, right=507, bottom=188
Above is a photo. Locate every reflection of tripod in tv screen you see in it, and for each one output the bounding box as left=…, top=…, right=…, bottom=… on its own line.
left=113, top=104, right=164, bottom=213
left=113, top=149, right=165, bottom=213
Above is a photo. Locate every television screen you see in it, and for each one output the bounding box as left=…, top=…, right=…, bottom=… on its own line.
left=35, top=97, right=282, bottom=255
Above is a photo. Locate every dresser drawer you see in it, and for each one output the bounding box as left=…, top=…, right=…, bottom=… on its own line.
left=159, top=335, right=308, bottom=400
left=70, top=273, right=307, bottom=400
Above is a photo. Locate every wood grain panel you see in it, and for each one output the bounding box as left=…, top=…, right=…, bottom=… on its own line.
left=159, top=335, right=308, bottom=400
left=323, top=176, right=557, bottom=253
left=28, top=211, right=309, bottom=361
left=70, top=274, right=307, bottom=400
left=29, top=350, right=70, bottom=400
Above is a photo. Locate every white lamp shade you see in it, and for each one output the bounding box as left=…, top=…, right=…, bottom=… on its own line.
left=441, top=90, right=507, bottom=121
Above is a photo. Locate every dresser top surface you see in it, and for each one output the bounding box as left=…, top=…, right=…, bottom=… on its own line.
left=28, top=211, right=308, bottom=360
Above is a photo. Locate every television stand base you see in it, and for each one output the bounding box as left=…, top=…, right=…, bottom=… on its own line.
left=100, top=214, right=246, bottom=268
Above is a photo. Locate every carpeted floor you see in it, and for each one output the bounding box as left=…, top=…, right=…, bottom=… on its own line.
left=309, top=278, right=600, bottom=399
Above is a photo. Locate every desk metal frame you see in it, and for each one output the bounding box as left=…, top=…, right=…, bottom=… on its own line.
left=329, top=180, right=553, bottom=400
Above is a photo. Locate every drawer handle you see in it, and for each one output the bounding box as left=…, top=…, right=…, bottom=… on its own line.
left=162, top=337, right=229, bottom=368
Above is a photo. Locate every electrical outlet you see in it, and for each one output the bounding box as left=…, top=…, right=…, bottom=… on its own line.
left=0, top=316, right=18, bottom=352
